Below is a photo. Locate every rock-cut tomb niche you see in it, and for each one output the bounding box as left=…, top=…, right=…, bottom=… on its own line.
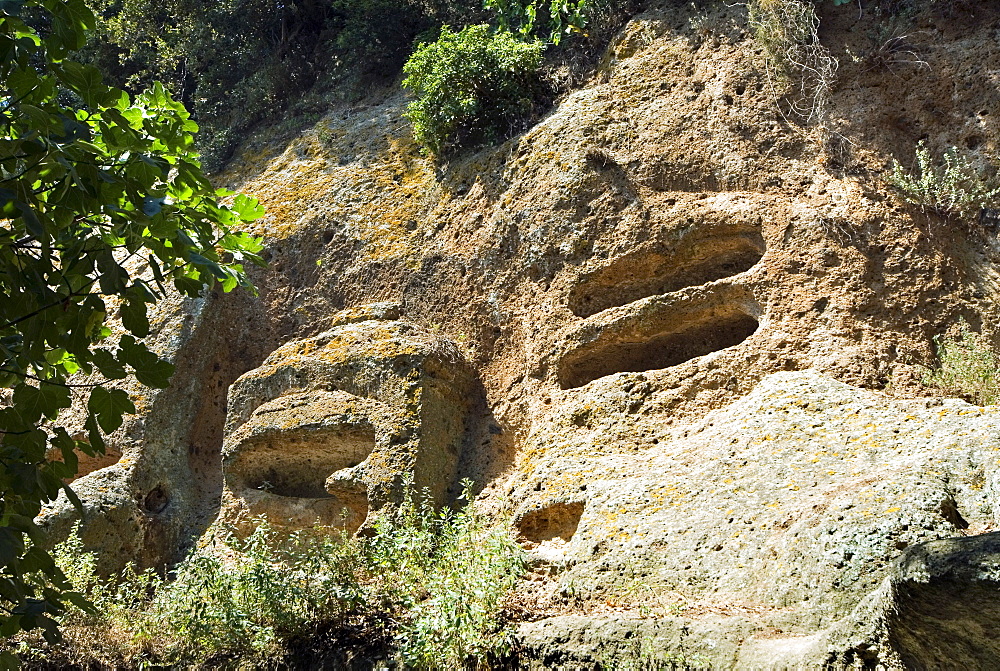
left=219, top=311, right=476, bottom=535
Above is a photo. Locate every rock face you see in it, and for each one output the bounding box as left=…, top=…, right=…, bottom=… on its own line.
left=883, top=533, right=1000, bottom=668
left=37, top=290, right=268, bottom=573
left=219, top=306, right=478, bottom=534
left=514, top=370, right=1000, bottom=667
left=39, top=0, right=1000, bottom=666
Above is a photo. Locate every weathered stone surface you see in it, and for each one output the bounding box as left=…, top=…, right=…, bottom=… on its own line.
left=880, top=533, right=1000, bottom=668
left=218, top=311, right=478, bottom=533
left=33, top=0, right=1000, bottom=664
left=37, top=289, right=268, bottom=573
left=515, top=614, right=749, bottom=669
left=514, top=370, right=1000, bottom=667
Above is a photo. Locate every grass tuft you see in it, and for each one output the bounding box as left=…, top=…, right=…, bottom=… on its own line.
left=923, top=323, right=1000, bottom=406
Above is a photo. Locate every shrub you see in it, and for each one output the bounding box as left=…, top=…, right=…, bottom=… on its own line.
left=402, top=24, right=544, bottom=154
left=15, top=483, right=526, bottom=668
left=923, top=324, right=1000, bottom=406
left=887, top=141, right=1000, bottom=221
left=394, top=495, right=525, bottom=667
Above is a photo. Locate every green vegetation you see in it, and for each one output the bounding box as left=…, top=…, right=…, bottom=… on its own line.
left=923, top=324, right=1000, bottom=406
left=887, top=141, right=1000, bottom=220
left=484, top=0, right=599, bottom=44
left=0, top=0, right=262, bottom=655
left=14, top=484, right=526, bottom=668
left=403, top=24, right=544, bottom=154
left=748, top=0, right=819, bottom=80
left=80, top=0, right=466, bottom=169
left=80, top=0, right=614, bottom=162
left=402, top=0, right=608, bottom=154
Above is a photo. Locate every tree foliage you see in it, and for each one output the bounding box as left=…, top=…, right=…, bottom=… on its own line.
left=402, top=24, right=543, bottom=154
left=484, top=0, right=600, bottom=45
left=80, top=0, right=468, bottom=170
left=0, top=0, right=263, bottom=656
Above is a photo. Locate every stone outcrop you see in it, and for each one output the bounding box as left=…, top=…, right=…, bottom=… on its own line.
left=36, top=289, right=267, bottom=573
left=513, top=369, right=1000, bottom=667
left=218, top=306, right=478, bottom=534
left=37, top=0, right=1000, bottom=665
left=882, top=532, right=1000, bottom=667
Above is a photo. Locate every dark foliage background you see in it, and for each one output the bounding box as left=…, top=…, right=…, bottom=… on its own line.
left=78, top=0, right=485, bottom=170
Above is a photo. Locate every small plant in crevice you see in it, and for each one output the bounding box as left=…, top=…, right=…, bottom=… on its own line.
left=923, top=323, right=1000, bottom=406
left=747, top=0, right=838, bottom=126
left=863, top=30, right=929, bottom=74
left=887, top=141, right=1000, bottom=222
left=12, top=482, right=526, bottom=669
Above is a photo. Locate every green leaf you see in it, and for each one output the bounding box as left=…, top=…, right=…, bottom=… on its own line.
left=220, top=231, right=265, bottom=256
left=90, top=349, right=127, bottom=380
left=231, top=194, right=265, bottom=222
left=0, top=1, right=26, bottom=16
left=143, top=195, right=166, bottom=217
left=87, top=387, right=135, bottom=434
left=0, top=649, right=20, bottom=670
left=120, top=295, right=150, bottom=338
left=16, top=203, right=42, bottom=238
left=19, top=104, right=52, bottom=131
left=60, top=483, right=84, bottom=515
left=18, top=546, right=55, bottom=574
left=119, top=336, right=174, bottom=388
left=96, top=251, right=127, bottom=294
left=55, top=61, right=107, bottom=108
left=48, top=0, right=96, bottom=53
left=62, top=591, right=95, bottom=615
left=189, top=253, right=228, bottom=281
left=12, top=383, right=69, bottom=423
left=51, top=432, right=78, bottom=474
left=84, top=415, right=106, bottom=454
left=0, top=615, right=24, bottom=639
left=0, top=528, right=26, bottom=570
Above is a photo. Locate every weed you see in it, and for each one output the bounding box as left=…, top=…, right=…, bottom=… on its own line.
left=14, top=482, right=526, bottom=669
left=887, top=141, right=1000, bottom=221
left=923, top=323, right=1000, bottom=406
left=747, top=0, right=838, bottom=126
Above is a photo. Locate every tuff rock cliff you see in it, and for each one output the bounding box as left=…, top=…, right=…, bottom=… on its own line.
left=38, top=0, right=1000, bottom=667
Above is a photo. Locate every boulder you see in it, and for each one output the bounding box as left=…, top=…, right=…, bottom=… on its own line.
left=513, top=370, right=1000, bottom=667
left=218, top=311, right=477, bottom=533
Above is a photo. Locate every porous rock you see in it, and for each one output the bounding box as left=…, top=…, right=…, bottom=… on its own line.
left=33, top=0, right=1000, bottom=664
left=36, top=288, right=266, bottom=573
left=217, top=311, right=477, bottom=533
left=514, top=370, right=1000, bottom=667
